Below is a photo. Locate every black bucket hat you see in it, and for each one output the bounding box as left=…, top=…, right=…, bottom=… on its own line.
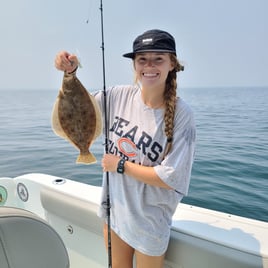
left=123, top=29, right=177, bottom=59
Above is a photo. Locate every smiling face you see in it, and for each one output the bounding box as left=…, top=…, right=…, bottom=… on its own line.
left=133, top=52, right=174, bottom=91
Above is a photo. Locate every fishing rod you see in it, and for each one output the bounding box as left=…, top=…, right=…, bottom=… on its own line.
left=99, top=0, right=112, bottom=267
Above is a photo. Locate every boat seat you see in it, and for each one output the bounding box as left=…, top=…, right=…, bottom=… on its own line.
left=0, top=206, right=69, bottom=268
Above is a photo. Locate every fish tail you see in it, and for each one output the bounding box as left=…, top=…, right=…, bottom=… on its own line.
left=76, top=152, right=97, bottom=165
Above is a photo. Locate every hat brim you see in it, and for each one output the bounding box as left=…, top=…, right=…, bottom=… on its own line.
left=123, top=49, right=176, bottom=59
left=122, top=52, right=135, bottom=59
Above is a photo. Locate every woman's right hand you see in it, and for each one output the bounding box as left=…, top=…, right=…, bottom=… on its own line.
left=54, top=51, right=79, bottom=73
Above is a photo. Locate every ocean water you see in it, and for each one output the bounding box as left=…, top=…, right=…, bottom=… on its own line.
left=0, top=87, right=267, bottom=222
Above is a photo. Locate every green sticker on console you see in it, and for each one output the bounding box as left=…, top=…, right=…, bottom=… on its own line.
left=0, top=186, right=8, bottom=206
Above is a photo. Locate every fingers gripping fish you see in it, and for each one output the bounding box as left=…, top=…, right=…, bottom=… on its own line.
left=52, top=72, right=102, bottom=164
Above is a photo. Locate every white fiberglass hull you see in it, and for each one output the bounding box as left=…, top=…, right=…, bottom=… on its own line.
left=0, top=173, right=267, bottom=268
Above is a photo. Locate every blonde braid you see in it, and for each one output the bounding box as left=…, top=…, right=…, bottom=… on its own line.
left=163, top=54, right=184, bottom=157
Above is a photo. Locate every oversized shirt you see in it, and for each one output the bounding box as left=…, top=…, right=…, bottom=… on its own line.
left=94, top=85, right=196, bottom=256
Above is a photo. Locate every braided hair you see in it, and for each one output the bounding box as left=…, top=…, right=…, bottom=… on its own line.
left=163, top=54, right=184, bottom=157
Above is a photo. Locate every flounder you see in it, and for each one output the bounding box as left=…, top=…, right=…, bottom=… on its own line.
left=52, top=72, right=102, bottom=164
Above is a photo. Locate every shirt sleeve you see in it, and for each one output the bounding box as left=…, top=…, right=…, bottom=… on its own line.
left=92, top=86, right=117, bottom=115
left=92, top=90, right=103, bottom=110
left=154, top=100, right=196, bottom=195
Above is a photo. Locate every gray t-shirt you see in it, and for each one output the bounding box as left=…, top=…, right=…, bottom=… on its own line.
left=95, top=85, right=196, bottom=255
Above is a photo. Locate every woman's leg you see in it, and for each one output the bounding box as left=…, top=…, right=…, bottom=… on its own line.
left=103, top=223, right=134, bottom=268
left=135, top=250, right=165, bottom=268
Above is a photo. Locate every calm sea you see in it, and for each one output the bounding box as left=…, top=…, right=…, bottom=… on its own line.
left=0, top=87, right=267, bottom=222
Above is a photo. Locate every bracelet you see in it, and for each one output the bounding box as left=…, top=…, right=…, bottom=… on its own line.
left=67, top=66, right=78, bottom=75
left=117, top=159, right=126, bottom=174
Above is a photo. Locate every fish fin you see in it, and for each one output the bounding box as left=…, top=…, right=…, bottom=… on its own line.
left=51, top=97, right=68, bottom=139
left=88, top=93, right=103, bottom=138
left=76, top=152, right=97, bottom=165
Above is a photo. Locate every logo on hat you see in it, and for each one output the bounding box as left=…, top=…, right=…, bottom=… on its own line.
left=142, top=38, right=153, bottom=45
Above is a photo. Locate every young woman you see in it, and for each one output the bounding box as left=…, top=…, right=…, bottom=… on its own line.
left=55, top=29, right=196, bottom=268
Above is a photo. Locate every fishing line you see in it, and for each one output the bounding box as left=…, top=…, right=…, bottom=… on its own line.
left=75, top=49, right=83, bottom=68
left=99, top=0, right=112, bottom=267
left=85, top=1, right=91, bottom=24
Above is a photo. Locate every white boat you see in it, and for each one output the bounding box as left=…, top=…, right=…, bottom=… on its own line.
left=0, top=173, right=267, bottom=268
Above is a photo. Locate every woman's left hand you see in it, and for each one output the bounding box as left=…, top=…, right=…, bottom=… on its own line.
left=102, top=154, right=120, bottom=172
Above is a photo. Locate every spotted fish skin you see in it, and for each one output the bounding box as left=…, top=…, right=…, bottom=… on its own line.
left=52, top=72, right=102, bottom=164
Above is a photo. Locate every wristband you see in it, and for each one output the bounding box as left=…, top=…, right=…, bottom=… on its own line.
left=117, top=159, right=126, bottom=174
left=67, top=66, right=78, bottom=75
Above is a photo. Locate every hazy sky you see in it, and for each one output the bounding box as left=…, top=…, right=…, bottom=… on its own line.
left=1, top=0, right=267, bottom=90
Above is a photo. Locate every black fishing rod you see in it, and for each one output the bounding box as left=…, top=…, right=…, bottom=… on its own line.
left=99, top=0, right=112, bottom=267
